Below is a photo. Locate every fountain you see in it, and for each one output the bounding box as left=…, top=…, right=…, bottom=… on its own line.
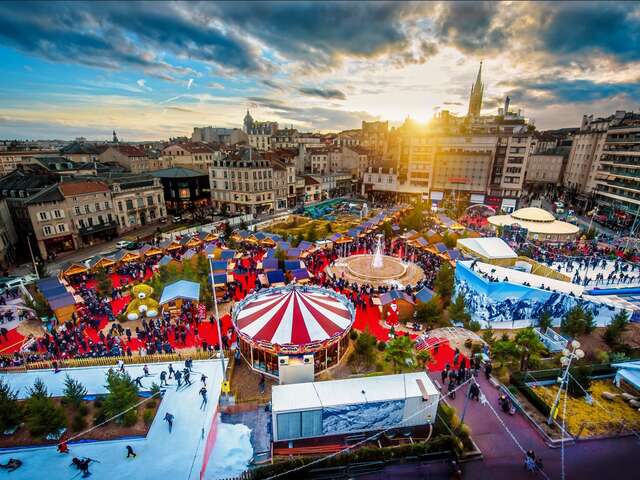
left=326, top=233, right=425, bottom=289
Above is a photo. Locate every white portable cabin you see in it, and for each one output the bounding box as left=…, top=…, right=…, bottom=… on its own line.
left=271, top=372, right=439, bottom=442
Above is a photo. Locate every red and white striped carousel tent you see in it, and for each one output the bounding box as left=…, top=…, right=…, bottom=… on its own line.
left=232, top=286, right=355, bottom=377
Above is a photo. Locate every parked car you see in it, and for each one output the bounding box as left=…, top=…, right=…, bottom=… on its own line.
left=172, top=216, right=182, bottom=223
left=0, top=274, right=37, bottom=294
left=115, top=240, right=131, bottom=249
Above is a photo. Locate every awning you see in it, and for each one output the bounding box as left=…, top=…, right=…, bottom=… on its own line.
left=159, top=280, right=201, bottom=305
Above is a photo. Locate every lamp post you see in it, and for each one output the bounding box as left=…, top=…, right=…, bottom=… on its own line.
left=547, top=340, right=584, bottom=425
left=207, top=255, right=227, bottom=382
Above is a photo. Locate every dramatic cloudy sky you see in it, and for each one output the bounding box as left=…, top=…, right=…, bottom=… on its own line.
left=1, top=1, right=639, bottom=140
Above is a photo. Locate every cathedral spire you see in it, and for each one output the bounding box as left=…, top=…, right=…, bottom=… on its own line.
left=467, top=61, right=484, bottom=117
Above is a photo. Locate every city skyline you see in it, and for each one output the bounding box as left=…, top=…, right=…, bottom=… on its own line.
left=1, top=1, right=639, bottom=140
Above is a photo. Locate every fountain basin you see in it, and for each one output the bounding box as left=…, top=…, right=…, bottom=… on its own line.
left=326, top=254, right=426, bottom=289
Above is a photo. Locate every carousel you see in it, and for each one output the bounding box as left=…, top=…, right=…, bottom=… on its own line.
left=232, top=285, right=355, bottom=378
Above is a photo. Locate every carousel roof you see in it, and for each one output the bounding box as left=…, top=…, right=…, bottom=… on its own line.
left=234, top=287, right=354, bottom=345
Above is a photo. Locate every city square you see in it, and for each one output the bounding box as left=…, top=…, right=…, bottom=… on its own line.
left=0, top=2, right=639, bottom=480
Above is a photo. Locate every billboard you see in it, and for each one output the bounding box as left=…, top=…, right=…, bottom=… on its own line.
left=322, top=400, right=405, bottom=435
left=455, top=262, right=620, bottom=328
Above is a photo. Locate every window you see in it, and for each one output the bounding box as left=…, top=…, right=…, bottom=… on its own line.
left=43, top=225, right=53, bottom=236
left=137, top=198, right=144, bottom=208
left=38, top=212, right=48, bottom=221
left=128, top=214, right=136, bottom=225
left=98, top=215, right=104, bottom=224
left=147, top=195, right=154, bottom=206
left=104, top=201, right=109, bottom=209
left=84, top=205, right=91, bottom=214
left=95, top=202, right=100, bottom=211
left=126, top=199, right=134, bottom=210
left=54, top=209, right=63, bottom=219
left=57, top=224, right=66, bottom=233
left=118, top=201, right=123, bottom=212
left=276, top=410, right=322, bottom=440
left=88, top=217, right=93, bottom=226
left=75, top=206, right=81, bottom=215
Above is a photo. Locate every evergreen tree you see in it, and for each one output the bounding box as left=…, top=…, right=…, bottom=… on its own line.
left=561, top=305, right=595, bottom=338
left=537, top=310, right=553, bottom=332
left=415, top=297, right=443, bottom=328
left=102, top=371, right=139, bottom=427
left=24, top=291, right=52, bottom=318
left=95, top=267, right=113, bottom=298
left=567, top=366, right=592, bottom=398
left=481, top=325, right=495, bottom=347
left=514, top=327, right=545, bottom=372
left=604, top=310, right=630, bottom=347
left=416, top=349, right=433, bottom=369
left=306, top=223, right=318, bottom=242
left=448, top=294, right=471, bottom=326
left=433, top=263, right=454, bottom=306
left=25, top=379, right=66, bottom=438
left=63, top=374, right=87, bottom=408
left=0, top=379, right=22, bottom=432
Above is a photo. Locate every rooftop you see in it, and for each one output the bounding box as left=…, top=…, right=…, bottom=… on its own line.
left=150, top=167, right=208, bottom=178
left=59, top=180, right=110, bottom=196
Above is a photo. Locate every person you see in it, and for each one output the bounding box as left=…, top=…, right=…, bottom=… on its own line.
left=134, top=376, right=144, bottom=388
left=485, top=361, right=493, bottom=380
left=183, top=369, right=192, bottom=386
left=259, top=373, right=266, bottom=394
left=447, top=379, right=456, bottom=399
left=160, top=370, right=168, bottom=386
left=164, top=412, right=174, bottom=433
left=525, top=450, right=538, bottom=471
left=126, top=445, right=136, bottom=458
left=0, top=458, right=22, bottom=472
left=200, top=373, right=207, bottom=386
left=57, top=441, right=69, bottom=454
left=469, top=382, right=480, bottom=401
left=117, top=359, right=125, bottom=373
left=199, top=386, right=208, bottom=409
left=168, top=363, right=175, bottom=379
left=175, top=369, right=182, bottom=389
left=143, top=364, right=150, bottom=377
left=441, top=365, right=449, bottom=386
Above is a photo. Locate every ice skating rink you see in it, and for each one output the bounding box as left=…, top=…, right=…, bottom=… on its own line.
left=0, top=360, right=253, bottom=480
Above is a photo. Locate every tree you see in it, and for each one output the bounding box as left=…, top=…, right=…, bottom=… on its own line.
left=325, top=222, right=333, bottom=234
left=381, top=222, right=393, bottom=239
left=274, top=247, right=287, bottom=263
left=567, top=366, right=592, bottom=398
left=492, top=339, right=519, bottom=367
left=448, top=295, right=471, bottom=326
left=415, top=297, right=443, bottom=328
left=294, top=232, right=304, bottom=247
left=537, top=310, right=553, bottom=332
left=442, top=232, right=457, bottom=249
left=24, top=379, right=66, bottom=438
left=604, top=310, right=630, bottom=347
left=481, top=325, right=495, bottom=347
left=223, top=221, right=233, bottom=239
left=63, top=375, right=87, bottom=408
left=434, top=263, right=454, bottom=306
left=95, top=267, right=113, bottom=298
left=416, top=349, right=433, bottom=369
left=561, top=305, right=595, bottom=338
left=35, top=258, right=49, bottom=279
left=306, top=223, right=318, bottom=242
left=24, top=291, right=52, bottom=318
left=384, top=335, right=415, bottom=373
left=514, top=327, right=545, bottom=372
left=0, top=379, right=22, bottom=432
left=102, top=371, right=139, bottom=426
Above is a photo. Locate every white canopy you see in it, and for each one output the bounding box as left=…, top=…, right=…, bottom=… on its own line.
left=457, top=237, right=517, bottom=260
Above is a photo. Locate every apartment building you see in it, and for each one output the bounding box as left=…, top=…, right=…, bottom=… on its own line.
left=361, top=121, right=389, bottom=155
left=0, top=149, right=57, bottom=175
left=524, top=149, right=569, bottom=187
left=594, top=115, right=640, bottom=228
left=209, top=148, right=275, bottom=215
left=104, top=174, right=167, bottom=233
left=0, top=199, right=17, bottom=267
left=161, top=142, right=218, bottom=173
left=191, top=126, right=247, bottom=145
left=563, top=114, right=612, bottom=204
left=99, top=145, right=151, bottom=173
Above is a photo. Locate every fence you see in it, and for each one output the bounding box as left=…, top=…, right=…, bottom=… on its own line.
left=2, top=350, right=228, bottom=372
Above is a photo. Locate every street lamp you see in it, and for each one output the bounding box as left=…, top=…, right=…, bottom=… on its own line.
left=207, top=254, right=227, bottom=385
left=547, top=340, right=584, bottom=425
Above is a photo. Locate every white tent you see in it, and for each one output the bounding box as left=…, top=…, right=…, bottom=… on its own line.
left=457, top=237, right=517, bottom=260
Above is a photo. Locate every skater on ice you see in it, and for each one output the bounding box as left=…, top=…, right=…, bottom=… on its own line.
left=160, top=370, right=168, bottom=386
left=164, top=412, right=174, bottom=433
left=126, top=445, right=136, bottom=458
left=199, top=386, right=207, bottom=409
left=143, top=365, right=150, bottom=377
left=168, top=363, right=175, bottom=379
left=174, top=370, right=182, bottom=389
left=134, top=376, right=144, bottom=388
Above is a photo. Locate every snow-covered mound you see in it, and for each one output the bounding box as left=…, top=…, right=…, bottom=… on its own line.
left=205, top=423, right=253, bottom=480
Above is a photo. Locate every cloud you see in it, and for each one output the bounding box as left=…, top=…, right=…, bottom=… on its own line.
left=443, top=101, right=462, bottom=106
left=247, top=95, right=376, bottom=130
left=187, top=78, right=194, bottom=89
left=136, top=79, right=152, bottom=91
left=539, top=3, right=640, bottom=63
left=298, top=87, right=347, bottom=100
left=499, top=76, right=640, bottom=107
left=207, top=82, right=225, bottom=90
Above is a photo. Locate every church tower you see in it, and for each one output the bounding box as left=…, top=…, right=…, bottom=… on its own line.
left=243, top=110, right=254, bottom=133
left=467, top=61, right=484, bottom=117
